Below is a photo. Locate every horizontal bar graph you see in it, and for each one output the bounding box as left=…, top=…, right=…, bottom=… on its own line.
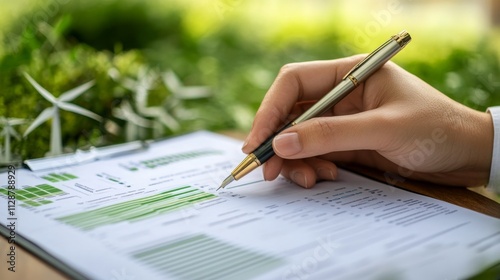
left=57, top=186, right=216, bottom=231
left=133, top=234, right=283, bottom=280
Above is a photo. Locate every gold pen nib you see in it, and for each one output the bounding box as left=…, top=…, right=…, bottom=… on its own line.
left=217, top=175, right=234, bottom=191
left=217, top=153, right=260, bottom=191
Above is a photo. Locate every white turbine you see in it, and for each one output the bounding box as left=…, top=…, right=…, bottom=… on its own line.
left=112, top=100, right=152, bottom=142
left=162, top=70, right=212, bottom=100
left=135, top=69, right=180, bottom=136
left=137, top=85, right=181, bottom=137
left=109, top=67, right=180, bottom=136
left=108, top=67, right=156, bottom=98
left=23, top=73, right=102, bottom=156
left=0, top=117, right=27, bottom=163
left=161, top=70, right=212, bottom=125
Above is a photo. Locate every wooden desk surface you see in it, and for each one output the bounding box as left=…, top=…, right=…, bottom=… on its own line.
left=1, top=133, right=499, bottom=279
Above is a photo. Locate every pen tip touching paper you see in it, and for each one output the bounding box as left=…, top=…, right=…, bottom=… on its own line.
left=217, top=175, right=234, bottom=191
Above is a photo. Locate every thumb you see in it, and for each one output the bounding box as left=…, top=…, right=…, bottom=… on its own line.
left=272, top=109, right=392, bottom=159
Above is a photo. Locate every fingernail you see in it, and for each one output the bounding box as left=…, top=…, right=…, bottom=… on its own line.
left=262, top=163, right=268, bottom=181
left=317, top=168, right=336, bottom=180
left=241, top=138, right=249, bottom=152
left=291, top=171, right=308, bottom=188
left=274, top=132, right=302, bottom=156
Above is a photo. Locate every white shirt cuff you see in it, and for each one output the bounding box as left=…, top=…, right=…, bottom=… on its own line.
left=487, top=106, right=500, bottom=194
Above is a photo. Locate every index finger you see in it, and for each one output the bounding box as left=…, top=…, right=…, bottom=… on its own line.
left=242, top=55, right=364, bottom=153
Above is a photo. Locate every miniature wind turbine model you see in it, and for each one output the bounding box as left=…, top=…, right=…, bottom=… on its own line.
left=23, top=73, right=102, bottom=156
left=161, top=70, right=212, bottom=123
left=135, top=79, right=180, bottom=135
left=136, top=85, right=180, bottom=137
left=0, top=117, right=27, bottom=163
left=162, top=70, right=212, bottom=100
left=112, top=100, right=152, bottom=142
left=108, top=67, right=155, bottom=96
left=109, top=67, right=180, bottom=136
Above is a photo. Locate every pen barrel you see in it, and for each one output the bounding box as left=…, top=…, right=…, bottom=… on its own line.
left=293, top=34, right=409, bottom=124
left=253, top=121, right=294, bottom=163
left=249, top=31, right=411, bottom=167
left=294, top=79, right=354, bottom=123
left=351, top=39, right=403, bottom=82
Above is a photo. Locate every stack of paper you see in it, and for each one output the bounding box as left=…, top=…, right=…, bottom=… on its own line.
left=1, top=131, right=499, bottom=279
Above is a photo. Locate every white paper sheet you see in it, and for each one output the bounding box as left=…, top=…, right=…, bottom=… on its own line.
left=1, top=131, right=499, bottom=279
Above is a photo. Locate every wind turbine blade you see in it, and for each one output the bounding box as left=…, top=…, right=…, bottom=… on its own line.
left=176, top=86, right=211, bottom=99
left=156, top=110, right=180, bottom=131
left=128, top=114, right=152, bottom=128
left=107, top=68, right=121, bottom=81
left=58, top=102, right=102, bottom=122
left=135, top=87, right=148, bottom=108
left=136, top=106, right=180, bottom=131
left=112, top=108, right=126, bottom=120
left=138, top=68, right=156, bottom=90
left=123, top=110, right=152, bottom=128
left=7, top=118, right=28, bottom=126
left=24, top=107, right=54, bottom=137
left=162, top=70, right=181, bottom=93
left=59, top=80, right=95, bottom=102
left=7, top=127, right=21, bottom=140
left=121, top=78, right=137, bottom=91
left=120, top=102, right=152, bottom=127
left=23, top=72, right=57, bottom=103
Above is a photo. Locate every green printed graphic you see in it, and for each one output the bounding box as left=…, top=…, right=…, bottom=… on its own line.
left=0, top=184, right=64, bottom=207
left=57, top=186, right=216, bottom=231
left=133, top=234, right=283, bottom=280
left=96, top=173, right=130, bottom=187
left=41, top=172, right=78, bottom=182
left=121, top=150, right=222, bottom=171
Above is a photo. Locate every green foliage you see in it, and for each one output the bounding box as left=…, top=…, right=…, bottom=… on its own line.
left=405, top=45, right=500, bottom=111
left=0, top=9, right=235, bottom=159
left=0, top=0, right=499, bottom=160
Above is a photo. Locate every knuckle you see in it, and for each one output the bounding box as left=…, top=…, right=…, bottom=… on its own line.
left=278, top=63, right=300, bottom=76
left=277, top=62, right=306, bottom=100
left=318, top=118, right=336, bottom=136
left=310, top=118, right=336, bottom=144
left=256, top=103, right=287, bottom=129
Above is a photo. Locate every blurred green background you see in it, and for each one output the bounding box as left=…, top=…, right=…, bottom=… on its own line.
left=0, top=0, right=499, bottom=159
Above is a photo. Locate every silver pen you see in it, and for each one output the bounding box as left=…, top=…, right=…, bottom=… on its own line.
left=218, top=30, right=411, bottom=190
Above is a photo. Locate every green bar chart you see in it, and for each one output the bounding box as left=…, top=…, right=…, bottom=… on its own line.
left=41, top=172, right=78, bottom=182
left=57, top=186, right=216, bottom=231
left=0, top=184, right=64, bottom=207
left=121, top=150, right=222, bottom=171
left=133, top=234, right=283, bottom=280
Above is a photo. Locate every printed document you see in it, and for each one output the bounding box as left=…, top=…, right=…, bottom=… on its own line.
left=0, top=131, right=499, bottom=279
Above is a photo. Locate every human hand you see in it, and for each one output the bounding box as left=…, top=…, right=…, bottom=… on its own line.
left=242, top=55, right=493, bottom=188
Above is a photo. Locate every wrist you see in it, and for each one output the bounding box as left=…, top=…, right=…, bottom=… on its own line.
left=465, top=108, right=493, bottom=185
left=486, top=106, right=500, bottom=192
